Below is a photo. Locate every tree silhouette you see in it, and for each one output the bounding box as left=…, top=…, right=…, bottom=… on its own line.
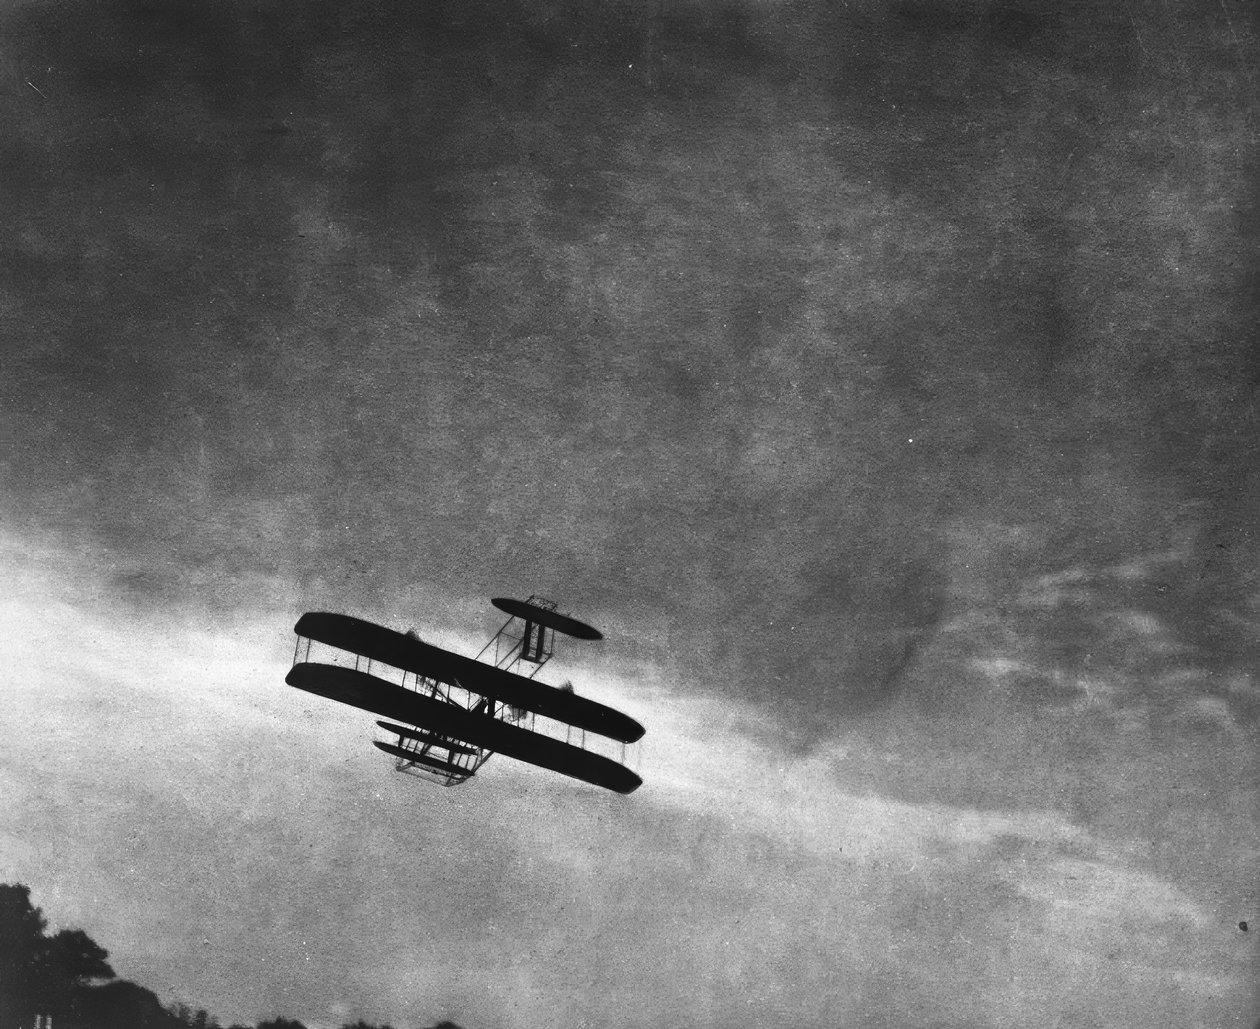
left=80, top=980, right=173, bottom=1029
left=45, top=930, right=115, bottom=987
left=0, top=883, right=117, bottom=1029
left=257, top=1018, right=307, bottom=1029
left=2, top=882, right=470, bottom=1029
left=36, top=924, right=117, bottom=1026
left=0, top=884, right=49, bottom=1029
left=169, top=1005, right=220, bottom=1029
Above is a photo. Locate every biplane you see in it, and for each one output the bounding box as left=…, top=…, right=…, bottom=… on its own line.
left=285, top=597, right=644, bottom=794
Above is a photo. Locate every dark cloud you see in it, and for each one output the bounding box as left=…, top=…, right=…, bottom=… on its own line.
left=1, top=0, right=1256, bottom=748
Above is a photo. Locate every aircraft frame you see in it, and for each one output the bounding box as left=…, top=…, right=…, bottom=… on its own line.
left=285, top=597, right=643, bottom=794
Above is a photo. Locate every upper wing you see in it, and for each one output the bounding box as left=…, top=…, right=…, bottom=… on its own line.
left=294, top=612, right=644, bottom=744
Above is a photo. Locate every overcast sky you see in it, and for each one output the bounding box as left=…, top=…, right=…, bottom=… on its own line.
left=1, top=0, right=1257, bottom=1026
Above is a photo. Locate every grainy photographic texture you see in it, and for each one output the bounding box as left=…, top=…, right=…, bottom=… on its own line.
left=1, top=0, right=1257, bottom=1027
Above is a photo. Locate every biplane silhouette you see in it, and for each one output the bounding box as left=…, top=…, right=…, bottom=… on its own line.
left=286, top=597, right=644, bottom=794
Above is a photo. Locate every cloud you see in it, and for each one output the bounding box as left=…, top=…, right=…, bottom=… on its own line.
left=4, top=522, right=1255, bottom=1029
left=4, top=0, right=1257, bottom=746
left=1, top=0, right=1257, bottom=1023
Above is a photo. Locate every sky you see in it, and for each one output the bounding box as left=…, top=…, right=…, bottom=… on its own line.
left=1, top=0, right=1258, bottom=1026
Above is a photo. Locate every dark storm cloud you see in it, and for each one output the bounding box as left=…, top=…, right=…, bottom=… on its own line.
left=2, top=0, right=1256, bottom=737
